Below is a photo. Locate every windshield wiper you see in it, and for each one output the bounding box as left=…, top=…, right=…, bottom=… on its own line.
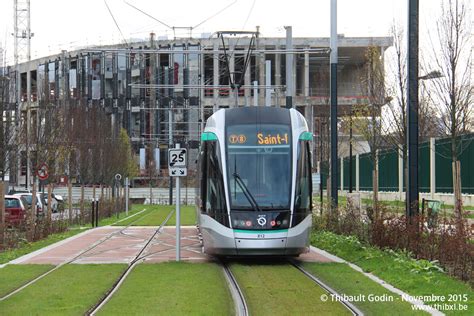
left=232, top=172, right=261, bottom=212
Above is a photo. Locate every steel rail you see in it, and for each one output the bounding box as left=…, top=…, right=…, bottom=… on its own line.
left=87, top=208, right=175, bottom=315
left=289, top=260, right=364, bottom=316
left=221, top=260, right=249, bottom=316
left=0, top=208, right=153, bottom=302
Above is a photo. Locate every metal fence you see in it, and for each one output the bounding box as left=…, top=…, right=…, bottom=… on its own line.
left=322, top=133, right=474, bottom=194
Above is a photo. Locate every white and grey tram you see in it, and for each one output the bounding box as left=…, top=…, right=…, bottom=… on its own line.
left=196, top=106, right=313, bottom=256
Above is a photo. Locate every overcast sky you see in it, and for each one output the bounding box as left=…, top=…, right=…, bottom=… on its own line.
left=0, top=0, right=469, bottom=65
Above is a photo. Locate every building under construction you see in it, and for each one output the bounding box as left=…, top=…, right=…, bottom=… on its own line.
left=2, top=33, right=391, bottom=186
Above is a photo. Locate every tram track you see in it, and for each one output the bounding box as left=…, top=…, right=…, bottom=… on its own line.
left=87, top=208, right=175, bottom=315
left=221, top=256, right=364, bottom=316
left=289, top=259, right=364, bottom=316
left=221, top=260, right=249, bottom=316
left=0, top=207, right=154, bottom=302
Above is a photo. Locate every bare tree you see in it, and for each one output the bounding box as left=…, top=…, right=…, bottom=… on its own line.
left=352, top=46, right=391, bottom=214
left=62, top=104, right=136, bottom=188
left=384, top=24, right=444, bottom=148
left=380, top=24, right=444, bottom=208
left=426, top=0, right=473, bottom=216
left=383, top=24, right=408, bottom=151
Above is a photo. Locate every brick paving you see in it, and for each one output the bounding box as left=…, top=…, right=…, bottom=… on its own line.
left=15, top=226, right=334, bottom=265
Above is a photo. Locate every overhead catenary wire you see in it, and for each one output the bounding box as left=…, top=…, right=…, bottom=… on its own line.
left=129, top=83, right=285, bottom=89
left=123, top=1, right=173, bottom=30
left=124, top=0, right=237, bottom=39
left=192, top=0, right=238, bottom=29
left=241, top=0, right=257, bottom=30
left=104, top=0, right=129, bottom=48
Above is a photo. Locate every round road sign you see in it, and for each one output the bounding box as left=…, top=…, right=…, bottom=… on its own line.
left=37, top=163, right=49, bottom=181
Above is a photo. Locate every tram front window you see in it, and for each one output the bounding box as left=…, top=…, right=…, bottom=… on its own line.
left=227, top=124, right=292, bottom=210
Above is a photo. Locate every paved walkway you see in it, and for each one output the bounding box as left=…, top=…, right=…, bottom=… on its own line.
left=14, top=226, right=335, bottom=265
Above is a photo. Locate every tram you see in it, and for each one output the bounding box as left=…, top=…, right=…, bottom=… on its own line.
left=196, top=106, right=313, bottom=256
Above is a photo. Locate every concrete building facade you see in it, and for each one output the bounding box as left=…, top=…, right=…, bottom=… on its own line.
left=2, top=34, right=391, bottom=186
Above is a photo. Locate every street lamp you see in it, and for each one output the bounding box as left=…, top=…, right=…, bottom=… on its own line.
left=406, top=0, right=419, bottom=218
left=418, top=70, right=442, bottom=80
left=407, top=62, right=443, bottom=218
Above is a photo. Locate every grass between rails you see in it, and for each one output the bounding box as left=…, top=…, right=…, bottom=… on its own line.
left=230, top=262, right=350, bottom=316
left=114, top=205, right=196, bottom=226
left=98, top=262, right=233, bottom=316
left=303, top=263, right=424, bottom=315
left=312, top=231, right=474, bottom=315
left=0, top=264, right=54, bottom=297
left=0, top=264, right=126, bottom=315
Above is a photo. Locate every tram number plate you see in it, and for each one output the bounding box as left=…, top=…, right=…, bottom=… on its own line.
left=257, top=234, right=265, bottom=238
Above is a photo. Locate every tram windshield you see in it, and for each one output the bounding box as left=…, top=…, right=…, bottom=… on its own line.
left=226, top=124, right=292, bottom=210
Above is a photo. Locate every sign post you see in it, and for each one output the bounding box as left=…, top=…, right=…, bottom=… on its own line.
left=168, top=144, right=187, bottom=262
left=125, top=177, right=129, bottom=216
left=114, top=174, right=122, bottom=219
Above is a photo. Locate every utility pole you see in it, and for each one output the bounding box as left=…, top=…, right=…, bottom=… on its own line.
left=330, top=0, right=338, bottom=208
left=349, top=108, right=353, bottom=193
left=13, top=0, right=33, bottom=188
left=407, top=0, right=419, bottom=217
left=285, top=26, right=293, bottom=109
left=149, top=32, right=156, bottom=200
left=150, top=33, right=156, bottom=145
left=265, top=60, right=271, bottom=107
left=165, top=66, right=173, bottom=205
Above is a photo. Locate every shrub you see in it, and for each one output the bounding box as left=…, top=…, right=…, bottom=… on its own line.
left=316, top=202, right=473, bottom=283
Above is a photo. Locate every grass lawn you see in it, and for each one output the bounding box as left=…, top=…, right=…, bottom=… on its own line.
left=0, top=264, right=54, bottom=297
left=312, top=231, right=474, bottom=315
left=115, top=205, right=196, bottom=226
left=303, top=262, right=424, bottom=315
left=98, top=204, right=148, bottom=226
left=230, top=262, right=350, bottom=315
left=372, top=200, right=474, bottom=219
left=315, top=195, right=474, bottom=218
left=99, top=262, right=233, bottom=315
left=0, top=264, right=125, bottom=315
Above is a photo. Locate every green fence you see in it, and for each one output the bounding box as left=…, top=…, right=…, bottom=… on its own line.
left=419, top=142, right=430, bottom=193
left=321, top=133, right=474, bottom=194
left=435, top=134, right=474, bottom=194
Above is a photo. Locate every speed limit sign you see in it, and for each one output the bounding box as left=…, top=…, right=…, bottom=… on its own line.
left=168, top=148, right=187, bottom=177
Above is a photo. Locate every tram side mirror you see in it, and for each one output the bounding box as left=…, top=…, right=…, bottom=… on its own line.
left=295, top=195, right=301, bottom=207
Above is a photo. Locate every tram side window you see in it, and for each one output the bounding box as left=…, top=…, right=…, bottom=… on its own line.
left=198, top=149, right=206, bottom=213
left=293, top=140, right=312, bottom=226
left=203, top=141, right=229, bottom=227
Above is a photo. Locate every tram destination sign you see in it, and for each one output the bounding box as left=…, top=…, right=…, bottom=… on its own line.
left=168, top=148, right=187, bottom=177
